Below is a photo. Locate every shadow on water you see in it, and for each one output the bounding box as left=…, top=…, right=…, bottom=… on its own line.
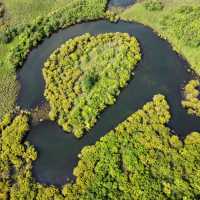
left=18, top=20, right=200, bottom=186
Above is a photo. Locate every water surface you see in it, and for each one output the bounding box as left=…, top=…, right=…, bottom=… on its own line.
left=108, top=0, right=135, bottom=7
left=18, top=20, right=200, bottom=186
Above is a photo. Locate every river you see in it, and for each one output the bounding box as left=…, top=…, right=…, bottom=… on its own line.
left=17, top=19, right=200, bottom=186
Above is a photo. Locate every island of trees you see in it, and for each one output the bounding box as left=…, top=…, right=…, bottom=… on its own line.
left=43, top=33, right=141, bottom=137
left=0, top=0, right=108, bottom=118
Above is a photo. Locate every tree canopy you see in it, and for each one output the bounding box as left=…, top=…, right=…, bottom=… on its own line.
left=43, top=33, right=141, bottom=137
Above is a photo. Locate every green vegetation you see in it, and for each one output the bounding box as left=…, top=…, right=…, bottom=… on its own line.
left=104, top=10, right=120, bottom=22
left=160, top=6, right=200, bottom=48
left=0, top=113, right=63, bottom=200
left=143, top=0, right=164, bottom=11
left=1, top=1, right=200, bottom=199
left=0, top=0, right=107, bottom=118
left=182, top=79, right=200, bottom=117
left=0, top=71, right=18, bottom=117
left=121, top=0, right=200, bottom=74
left=7, top=0, right=107, bottom=68
left=1, top=95, right=200, bottom=199
left=2, top=0, right=71, bottom=27
left=0, top=113, right=36, bottom=199
left=43, top=33, right=141, bottom=137
left=62, top=95, right=200, bottom=199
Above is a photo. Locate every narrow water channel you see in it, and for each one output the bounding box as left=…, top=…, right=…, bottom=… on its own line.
left=18, top=20, right=200, bottom=186
left=108, top=0, right=135, bottom=7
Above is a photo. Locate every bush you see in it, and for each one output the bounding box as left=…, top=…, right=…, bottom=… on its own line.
left=182, top=79, right=200, bottom=117
left=0, top=2, right=5, bottom=18
left=143, top=0, right=164, bottom=11
left=160, top=6, right=200, bottom=47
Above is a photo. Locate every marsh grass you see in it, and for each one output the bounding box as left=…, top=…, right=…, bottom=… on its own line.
left=0, top=69, right=18, bottom=118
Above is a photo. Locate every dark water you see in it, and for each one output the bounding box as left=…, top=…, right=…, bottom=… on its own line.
left=18, top=20, right=200, bottom=186
left=108, top=0, right=135, bottom=7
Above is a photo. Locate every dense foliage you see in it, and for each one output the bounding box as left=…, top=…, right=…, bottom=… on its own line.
left=1, top=96, right=200, bottom=199
left=43, top=33, right=141, bottom=137
left=160, top=6, right=200, bottom=48
left=0, top=113, right=64, bottom=200
left=62, top=95, right=200, bottom=199
left=182, top=79, right=200, bottom=117
left=0, top=113, right=35, bottom=199
left=143, top=0, right=164, bottom=11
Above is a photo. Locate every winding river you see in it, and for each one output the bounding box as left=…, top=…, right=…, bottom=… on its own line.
left=17, top=9, right=200, bottom=186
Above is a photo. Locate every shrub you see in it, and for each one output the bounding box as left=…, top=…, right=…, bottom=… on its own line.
left=143, top=0, right=164, bottom=11
left=0, top=2, right=5, bottom=18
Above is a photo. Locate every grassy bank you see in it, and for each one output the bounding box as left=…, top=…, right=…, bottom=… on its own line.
left=121, top=0, right=200, bottom=74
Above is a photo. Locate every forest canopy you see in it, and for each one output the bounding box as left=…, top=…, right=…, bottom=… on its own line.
left=1, top=95, right=200, bottom=199
left=62, top=95, right=200, bottom=199
left=43, top=33, right=141, bottom=137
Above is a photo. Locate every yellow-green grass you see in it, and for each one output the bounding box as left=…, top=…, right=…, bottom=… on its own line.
left=0, top=0, right=71, bottom=61
left=2, top=0, right=70, bottom=27
left=121, top=0, right=200, bottom=75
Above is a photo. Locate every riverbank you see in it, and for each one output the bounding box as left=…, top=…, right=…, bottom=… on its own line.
left=120, top=0, right=200, bottom=75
